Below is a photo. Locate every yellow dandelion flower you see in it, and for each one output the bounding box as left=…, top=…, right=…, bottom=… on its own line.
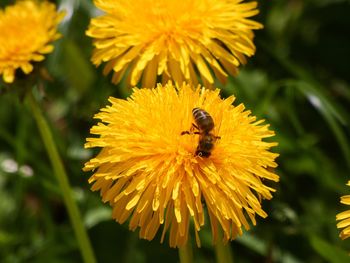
left=83, top=82, right=279, bottom=247
left=0, top=0, right=64, bottom=83
left=86, top=0, right=263, bottom=88
left=337, top=181, right=350, bottom=240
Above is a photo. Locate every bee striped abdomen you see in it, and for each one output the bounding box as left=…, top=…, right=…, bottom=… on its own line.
left=192, top=107, right=214, bottom=133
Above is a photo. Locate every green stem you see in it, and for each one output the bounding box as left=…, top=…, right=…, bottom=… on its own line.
left=27, top=92, right=96, bottom=263
left=178, top=241, right=193, bottom=263
left=215, top=236, right=233, bottom=263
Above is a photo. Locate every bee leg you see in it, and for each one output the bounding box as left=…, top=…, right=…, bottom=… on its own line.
left=181, top=131, right=200, bottom=135
left=182, top=123, right=200, bottom=135
left=181, top=131, right=191, bottom=135
left=215, top=136, right=221, bottom=140
left=191, top=123, right=199, bottom=131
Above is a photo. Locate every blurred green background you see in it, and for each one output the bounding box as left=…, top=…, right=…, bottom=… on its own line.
left=1, top=0, right=350, bottom=262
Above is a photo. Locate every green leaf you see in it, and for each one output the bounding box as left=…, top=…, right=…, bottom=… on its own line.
left=281, top=79, right=350, bottom=168
left=310, top=236, right=349, bottom=263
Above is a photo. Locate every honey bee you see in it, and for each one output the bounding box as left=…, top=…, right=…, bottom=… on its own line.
left=181, top=108, right=220, bottom=157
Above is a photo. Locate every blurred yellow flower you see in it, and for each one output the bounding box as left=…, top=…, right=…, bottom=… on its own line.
left=83, top=82, right=279, bottom=247
left=86, top=0, right=263, bottom=88
left=336, top=181, right=350, bottom=240
left=0, top=0, right=64, bottom=83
